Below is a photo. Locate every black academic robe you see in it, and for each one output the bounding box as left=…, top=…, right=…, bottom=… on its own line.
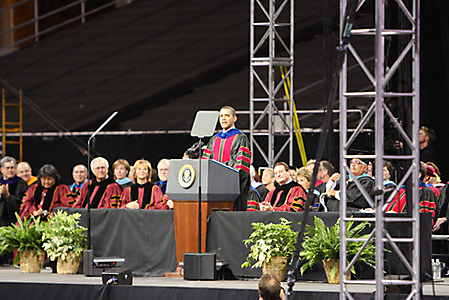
left=0, top=176, right=28, bottom=226
left=327, top=174, right=375, bottom=211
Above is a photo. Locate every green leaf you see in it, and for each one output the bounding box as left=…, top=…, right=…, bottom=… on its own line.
left=242, top=218, right=298, bottom=269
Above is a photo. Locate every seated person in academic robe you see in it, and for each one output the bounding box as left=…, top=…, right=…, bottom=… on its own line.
left=0, top=156, right=29, bottom=226
left=69, top=164, right=88, bottom=200
left=296, top=167, right=320, bottom=211
left=0, top=156, right=29, bottom=265
left=155, top=158, right=174, bottom=209
left=325, top=156, right=375, bottom=211
left=261, top=168, right=276, bottom=192
left=121, top=159, right=172, bottom=210
left=112, top=159, right=133, bottom=190
left=260, top=162, right=307, bottom=212
left=386, top=162, right=437, bottom=226
left=19, top=164, right=72, bottom=220
left=311, top=160, right=335, bottom=212
left=73, top=157, right=122, bottom=209
left=434, top=180, right=449, bottom=232
left=423, top=164, right=441, bottom=198
left=17, top=161, right=38, bottom=187
left=0, top=156, right=28, bottom=226
left=246, top=165, right=269, bottom=211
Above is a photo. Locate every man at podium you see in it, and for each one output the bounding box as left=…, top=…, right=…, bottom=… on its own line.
left=202, top=106, right=251, bottom=211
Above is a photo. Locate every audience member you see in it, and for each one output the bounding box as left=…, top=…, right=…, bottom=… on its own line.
left=69, top=164, right=88, bottom=197
left=16, top=161, right=38, bottom=187
left=260, top=162, right=307, bottom=212
left=156, top=159, right=170, bottom=195
left=19, top=164, right=72, bottom=220
left=325, top=156, right=375, bottom=211
left=262, top=168, right=276, bottom=191
left=202, top=105, right=251, bottom=211
left=73, top=157, right=122, bottom=209
left=419, top=126, right=438, bottom=164
left=258, top=273, right=285, bottom=300
left=121, top=159, right=170, bottom=210
left=112, top=159, right=133, bottom=190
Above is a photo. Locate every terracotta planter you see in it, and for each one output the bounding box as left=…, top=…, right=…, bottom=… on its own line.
left=322, top=259, right=351, bottom=284
left=20, top=249, right=45, bottom=273
left=57, top=252, right=82, bottom=275
left=262, top=257, right=287, bottom=281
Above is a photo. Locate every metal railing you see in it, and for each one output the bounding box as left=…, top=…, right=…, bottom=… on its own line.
left=0, top=0, right=132, bottom=55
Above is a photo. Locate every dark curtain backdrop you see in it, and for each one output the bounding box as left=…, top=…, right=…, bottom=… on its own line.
left=420, top=1, right=449, bottom=180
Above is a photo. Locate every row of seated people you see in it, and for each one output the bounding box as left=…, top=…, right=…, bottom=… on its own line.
left=0, top=156, right=173, bottom=224
left=0, top=154, right=445, bottom=227
left=247, top=157, right=443, bottom=231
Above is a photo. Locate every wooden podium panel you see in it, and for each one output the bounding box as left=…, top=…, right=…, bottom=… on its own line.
left=173, top=201, right=233, bottom=264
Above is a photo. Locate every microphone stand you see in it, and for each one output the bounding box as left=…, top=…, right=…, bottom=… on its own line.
left=197, top=137, right=203, bottom=253
left=86, top=111, right=118, bottom=250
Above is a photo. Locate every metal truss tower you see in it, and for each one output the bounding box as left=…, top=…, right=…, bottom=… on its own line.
left=250, top=0, right=294, bottom=167
left=339, top=0, right=420, bottom=299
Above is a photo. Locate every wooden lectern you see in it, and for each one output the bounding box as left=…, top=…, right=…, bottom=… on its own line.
left=167, top=159, right=239, bottom=264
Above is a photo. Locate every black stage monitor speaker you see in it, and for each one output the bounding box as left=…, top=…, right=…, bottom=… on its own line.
left=102, top=268, right=133, bottom=285
left=184, top=253, right=217, bottom=280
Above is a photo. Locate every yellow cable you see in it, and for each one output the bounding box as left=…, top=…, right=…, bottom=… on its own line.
left=280, top=66, right=308, bottom=167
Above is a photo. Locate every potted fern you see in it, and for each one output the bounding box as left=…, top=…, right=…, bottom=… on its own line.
left=241, top=218, right=298, bottom=281
left=0, top=213, right=46, bottom=273
left=299, top=216, right=376, bottom=283
left=42, top=210, right=87, bottom=274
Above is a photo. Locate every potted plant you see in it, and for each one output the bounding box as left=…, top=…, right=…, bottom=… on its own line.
left=299, top=216, right=376, bottom=283
left=0, top=213, right=46, bottom=273
left=241, top=218, right=298, bottom=281
left=42, top=210, right=87, bottom=274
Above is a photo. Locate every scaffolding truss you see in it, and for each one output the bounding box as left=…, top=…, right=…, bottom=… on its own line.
left=339, top=0, right=420, bottom=299
left=249, top=0, right=294, bottom=167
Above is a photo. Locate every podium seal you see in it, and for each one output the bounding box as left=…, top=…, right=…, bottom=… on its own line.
left=178, top=164, right=196, bottom=188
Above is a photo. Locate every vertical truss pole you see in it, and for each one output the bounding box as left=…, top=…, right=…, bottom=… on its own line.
left=339, top=0, right=420, bottom=299
left=374, top=0, right=386, bottom=298
left=250, top=0, right=294, bottom=167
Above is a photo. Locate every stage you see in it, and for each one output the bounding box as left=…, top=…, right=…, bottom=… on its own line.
left=1, top=267, right=449, bottom=300
left=0, top=209, right=442, bottom=299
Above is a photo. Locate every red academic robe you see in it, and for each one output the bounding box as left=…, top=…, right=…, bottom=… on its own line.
left=121, top=183, right=166, bottom=209
left=19, top=184, right=72, bottom=219
left=263, top=181, right=308, bottom=212
left=73, top=177, right=122, bottom=209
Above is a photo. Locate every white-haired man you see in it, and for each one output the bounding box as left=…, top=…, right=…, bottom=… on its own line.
left=73, top=157, right=122, bottom=209
left=156, top=159, right=170, bottom=195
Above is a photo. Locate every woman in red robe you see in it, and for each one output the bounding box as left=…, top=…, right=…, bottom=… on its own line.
left=121, top=159, right=172, bottom=209
left=19, top=164, right=72, bottom=220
